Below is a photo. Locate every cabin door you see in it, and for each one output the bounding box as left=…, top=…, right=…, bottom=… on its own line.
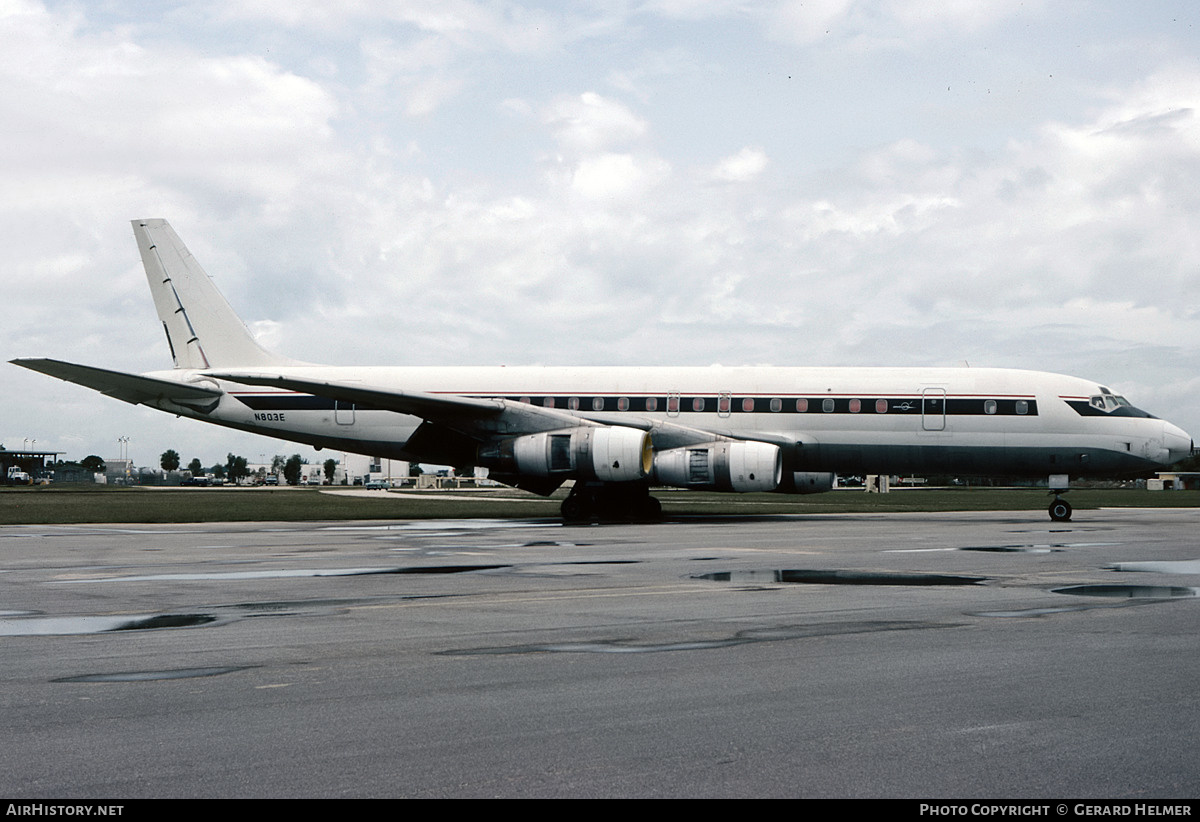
left=921, top=388, right=946, bottom=431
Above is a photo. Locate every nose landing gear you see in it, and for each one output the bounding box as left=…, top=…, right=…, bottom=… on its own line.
left=1047, top=473, right=1072, bottom=522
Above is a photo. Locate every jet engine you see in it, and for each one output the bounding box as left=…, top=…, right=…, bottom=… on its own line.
left=479, top=426, right=652, bottom=482
left=652, top=441, right=782, bottom=492
left=780, top=471, right=835, bottom=494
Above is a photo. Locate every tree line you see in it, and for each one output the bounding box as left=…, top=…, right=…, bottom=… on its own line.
left=158, top=450, right=339, bottom=486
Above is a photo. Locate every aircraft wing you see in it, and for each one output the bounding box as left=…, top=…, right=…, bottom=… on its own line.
left=10, top=358, right=222, bottom=409
left=208, top=371, right=595, bottom=436
left=210, top=372, right=503, bottom=417
left=209, top=371, right=738, bottom=449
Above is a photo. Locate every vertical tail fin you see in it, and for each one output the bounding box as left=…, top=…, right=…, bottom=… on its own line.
left=133, top=219, right=294, bottom=369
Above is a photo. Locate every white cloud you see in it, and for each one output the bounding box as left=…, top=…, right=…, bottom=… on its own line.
left=571, top=153, right=671, bottom=199
left=711, top=147, right=768, bottom=182
left=544, top=92, right=648, bottom=154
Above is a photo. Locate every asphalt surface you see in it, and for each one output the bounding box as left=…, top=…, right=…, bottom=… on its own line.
left=1, top=508, right=1197, bottom=798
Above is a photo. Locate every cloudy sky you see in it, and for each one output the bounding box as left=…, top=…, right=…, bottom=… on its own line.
left=2, top=0, right=1198, bottom=469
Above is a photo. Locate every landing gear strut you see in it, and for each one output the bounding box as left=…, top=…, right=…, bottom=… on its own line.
left=561, top=483, right=662, bottom=523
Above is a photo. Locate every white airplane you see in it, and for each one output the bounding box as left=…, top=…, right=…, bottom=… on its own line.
left=12, top=219, right=1193, bottom=522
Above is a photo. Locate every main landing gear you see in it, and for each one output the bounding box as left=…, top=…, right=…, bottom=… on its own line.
left=561, top=483, right=663, bottom=523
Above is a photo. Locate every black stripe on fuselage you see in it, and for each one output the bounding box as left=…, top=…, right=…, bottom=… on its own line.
left=229, top=392, right=1040, bottom=417
left=478, top=396, right=1039, bottom=416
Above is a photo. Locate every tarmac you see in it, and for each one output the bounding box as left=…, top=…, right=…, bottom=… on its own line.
left=1, top=508, right=1197, bottom=798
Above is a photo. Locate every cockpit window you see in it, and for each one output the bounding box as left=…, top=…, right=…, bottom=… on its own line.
left=1090, top=394, right=1134, bottom=412
left=1070, top=393, right=1154, bottom=419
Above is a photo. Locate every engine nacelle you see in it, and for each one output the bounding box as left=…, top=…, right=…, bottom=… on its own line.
left=481, top=426, right=652, bottom=483
left=781, top=471, right=835, bottom=495
left=652, top=441, right=782, bottom=492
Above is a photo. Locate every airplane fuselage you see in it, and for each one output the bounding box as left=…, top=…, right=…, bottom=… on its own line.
left=144, top=364, right=1189, bottom=481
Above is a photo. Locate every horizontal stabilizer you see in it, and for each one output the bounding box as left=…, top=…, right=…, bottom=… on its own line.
left=10, top=358, right=222, bottom=408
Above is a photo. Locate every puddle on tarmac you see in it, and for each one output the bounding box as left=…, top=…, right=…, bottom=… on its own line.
left=890, top=542, right=1120, bottom=555
left=0, top=613, right=216, bottom=636
left=53, top=564, right=510, bottom=583
left=1052, top=584, right=1200, bottom=599
left=692, top=569, right=985, bottom=586
left=960, top=545, right=1061, bottom=554
left=1108, top=559, right=1200, bottom=574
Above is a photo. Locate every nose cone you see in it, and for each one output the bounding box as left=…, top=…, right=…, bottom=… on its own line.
left=1163, top=422, right=1193, bottom=464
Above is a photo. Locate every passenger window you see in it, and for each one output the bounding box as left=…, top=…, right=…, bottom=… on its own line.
left=617, top=397, right=629, bottom=411
left=742, top=397, right=755, bottom=412
left=876, top=399, right=888, bottom=414
left=849, top=399, right=861, bottom=413
left=1016, top=400, right=1028, bottom=415
left=796, top=398, right=808, bottom=412
left=543, top=397, right=556, bottom=408
left=769, top=398, right=782, bottom=412
left=568, top=397, right=579, bottom=410
left=592, top=397, right=605, bottom=411
left=822, top=398, right=835, bottom=413
left=984, top=400, right=997, bottom=415
left=645, top=397, right=658, bottom=412
left=692, top=397, right=706, bottom=412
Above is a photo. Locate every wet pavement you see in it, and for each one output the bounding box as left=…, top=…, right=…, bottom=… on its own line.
left=1, top=508, right=1197, bottom=797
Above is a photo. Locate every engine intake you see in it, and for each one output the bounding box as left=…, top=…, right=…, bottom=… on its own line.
left=652, top=441, right=782, bottom=492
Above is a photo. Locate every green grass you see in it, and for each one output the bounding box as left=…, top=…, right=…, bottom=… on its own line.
left=1, top=484, right=1196, bottom=524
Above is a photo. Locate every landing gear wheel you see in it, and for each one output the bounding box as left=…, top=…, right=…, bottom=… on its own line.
left=1048, top=498, right=1072, bottom=522
left=561, top=494, right=590, bottom=523
left=639, top=495, right=662, bottom=522
left=560, top=485, right=660, bottom=523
